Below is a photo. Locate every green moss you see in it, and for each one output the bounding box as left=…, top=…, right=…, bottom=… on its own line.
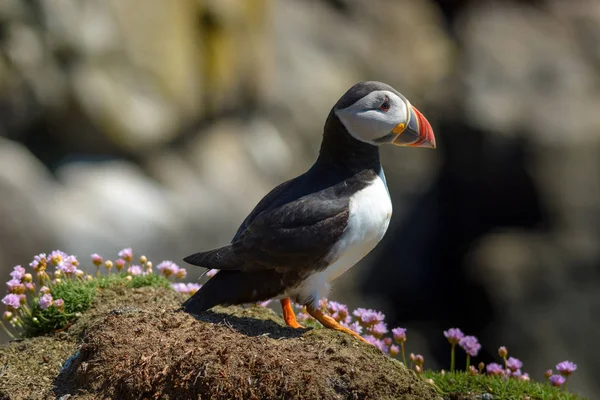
left=20, top=274, right=172, bottom=337
left=424, top=371, right=584, bottom=400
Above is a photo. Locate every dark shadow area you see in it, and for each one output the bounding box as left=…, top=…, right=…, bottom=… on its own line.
left=360, top=119, right=546, bottom=367
left=184, top=308, right=309, bottom=340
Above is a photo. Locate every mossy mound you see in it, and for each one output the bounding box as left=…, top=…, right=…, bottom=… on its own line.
left=0, top=285, right=438, bottom=400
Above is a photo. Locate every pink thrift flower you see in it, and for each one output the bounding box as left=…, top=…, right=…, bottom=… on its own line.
left=341, top=321, right=363, bottom=335
left=118, top=248, right=133, bottom=262
left=1, top=294, right=21, bottom=309
left=486, top=363, right=505, bottom=376
left=443, top=328, right=464, bottom=345
left=369, top=321, right=388, bottom=338
left=9, top=265, right=26, bottom=281
left=54, top=298, right=65, bottom=309
left=49, top=250, right=68, bottom=266
left=39, top=293, right=53, bottom=310
left=91, top=254, right=103, bottom=266
left=544, top=369, right=553, bottom=379
left=186, top=283, right=202, bottom=295
left=506, top=357, right=523, bottom=372
left=127, top=265, right=142, bottom=276
left=115, top=259, right=126, bottom=271
left=206, top=269, right=218, bottom=278
left=556, top=361, right=577, bottom=376
left=392, top=327, right=407, bottom=343
left=389, top=345, right=400, bottom=357
left=40, top=286, right=50, bottom=295
left=7, top=279, right=25, bottom=294
left=383, top=337, right=392, bottom=346
left=550, top=374, right=566, bottom=387
left=157, top=261, right=179, bottom=277
left=364, top=335, right=388, bottom=353
left=353, top=308, right=385, bottom=326
left=296, top=312, right=311, bottom=322
left=459, top=335, right=481, bottom=357
left=498, top=346, right=508, bottom=358
left=29, top=254, right=47, bottom=271
left=170, top=283, right=188, bottom=293
left=175, top=268, right=187, bottom=279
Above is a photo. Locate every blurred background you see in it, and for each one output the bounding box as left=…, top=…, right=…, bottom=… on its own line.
left=0, top=0, right=598, bottom=396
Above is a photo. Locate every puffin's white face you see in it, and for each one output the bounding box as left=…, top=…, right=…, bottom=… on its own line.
left=335, top=90, right=435, bottom=148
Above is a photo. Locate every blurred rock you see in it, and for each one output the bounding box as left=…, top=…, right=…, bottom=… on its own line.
left=0, top=138, right=57, bottom=273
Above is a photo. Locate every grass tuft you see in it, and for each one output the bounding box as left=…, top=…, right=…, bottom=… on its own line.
left=424, top=371, right=584, bottom=400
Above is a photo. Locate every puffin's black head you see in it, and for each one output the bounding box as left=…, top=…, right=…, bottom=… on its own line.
left=332, top=81, right=435, bottom=149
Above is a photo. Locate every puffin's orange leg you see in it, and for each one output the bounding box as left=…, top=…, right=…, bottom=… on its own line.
left=281, top=298, right=304, bottom=328
left=306, top=305, right=368, bottom=344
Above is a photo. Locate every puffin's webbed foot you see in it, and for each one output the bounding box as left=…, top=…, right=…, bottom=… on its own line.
left=281, top=298, right=304, bottom=329
left=306, top=305, right=368, bottom=344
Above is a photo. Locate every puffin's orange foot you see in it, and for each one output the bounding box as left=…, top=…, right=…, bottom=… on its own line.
left=306, top=305, right=368, bottom=344
left=281, top=298, right=305, bottom=329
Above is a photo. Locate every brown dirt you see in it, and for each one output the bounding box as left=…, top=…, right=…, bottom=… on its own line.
left=1, top=285, right=440, bottom=400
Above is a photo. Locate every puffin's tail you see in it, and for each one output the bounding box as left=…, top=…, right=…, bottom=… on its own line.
left=180, top=271, right=228, bottom=315
left=180, top=269, right=292, bottom=315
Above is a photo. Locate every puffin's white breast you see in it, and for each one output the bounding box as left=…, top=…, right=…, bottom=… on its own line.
left=292, top=173, right=392, bottom=305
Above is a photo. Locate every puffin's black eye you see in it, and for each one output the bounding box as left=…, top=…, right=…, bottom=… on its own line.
left=379, top=99, right=390, bottom=112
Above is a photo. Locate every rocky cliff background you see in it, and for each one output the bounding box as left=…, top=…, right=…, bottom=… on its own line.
left=0, top=0, right=598, bottom=397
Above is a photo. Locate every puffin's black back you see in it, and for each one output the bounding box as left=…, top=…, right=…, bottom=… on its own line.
left=182, top=81, right=389, bottom=314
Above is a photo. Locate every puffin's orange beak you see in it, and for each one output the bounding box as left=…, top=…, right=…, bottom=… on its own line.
left=392, top=106, right=436, bottom=149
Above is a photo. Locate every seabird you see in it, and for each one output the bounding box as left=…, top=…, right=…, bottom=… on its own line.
left=182, top=81, right=435, bottom=342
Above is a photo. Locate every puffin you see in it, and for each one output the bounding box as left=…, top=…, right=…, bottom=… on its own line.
left=182, top=81, right=435, bottom=343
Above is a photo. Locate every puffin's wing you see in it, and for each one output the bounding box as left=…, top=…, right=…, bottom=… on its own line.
left=184, top=189, right=350, bottom=273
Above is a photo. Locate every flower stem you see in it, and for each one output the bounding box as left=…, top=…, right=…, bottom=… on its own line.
left=466, top=354, right=471, bottom=371
left=0, top=322, right=16, bottom=340
left=450, top=343, right=456, bottom=372
left=401, top=343, right=406, bottom=366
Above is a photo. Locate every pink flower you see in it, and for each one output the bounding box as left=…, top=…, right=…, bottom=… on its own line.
left=39, top=293, right=53, bottom=310
left=389, top=345, right=400, bottom=357
left=1, top=294, right=21, bottom=309
left=54, top=298, right=65, bottom=309
left=549, top=374, right=566, bottom=387
left=352, top=308, right=385, bottom=326
left=127, top=265, right=142, bottom=276
left=498, top=346, right=508, bottom=358
left=49, top=250, right=68, bottom=266
left=341, top=321, right=363, bottom=335
left=556, top=361, right=577, bottom=376
left=459, top=335, right=481, bottom=357
left=506, top=357, right=523, bottom=372
left=29, top=254, right=47, bottom=271
left=443, top=328, right=464, bottom=345
left=392, top=327, right=407, bottom=343
left=115, top=259, right=126, bottom=271
left=364, top=335, right=388, bottom=353
left=157, top=261, right=179, bottom=278
left=486, top=363, right=505, bottom=376
left=175, top=268, right=187, bottom=279
left=206, top=269, right=218, bottom=278
left=40, top=286, right=50, bottom=295
left=170, top=283, right=188, bottom=293
left=56, top=255, right=80, bottom=275
left=9, top=265, right=26, bottom=281
left=91, top=254, right=103, bottom=266
left=327, top=301, right=349, bottom=322
left=118, top=248, right=133, bottom=262
left=186, top=283, right=201, bottom=295
left=7, top=279, right=25, bottom=294
left=369, top=321, right=388, bottom=338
